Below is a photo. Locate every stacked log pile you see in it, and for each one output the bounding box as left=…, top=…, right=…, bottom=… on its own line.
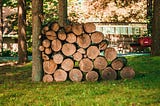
left=39, top=22, right=135, bottom=82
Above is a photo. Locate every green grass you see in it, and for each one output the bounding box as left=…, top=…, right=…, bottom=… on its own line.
left=0, top=56, right=160, bottom=106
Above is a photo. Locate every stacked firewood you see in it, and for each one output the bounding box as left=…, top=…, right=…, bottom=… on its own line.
left=39, top=22, right=135, bottom=82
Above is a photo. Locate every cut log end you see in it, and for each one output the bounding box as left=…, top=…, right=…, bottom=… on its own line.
left=77, top=33, right=91, bottom=48
left=104, top=47, right=117, bottom=61
left=62, top=43, right=76, bottom=56
left=53, top=53, right=64, bottom=64
left=91, top=31, right=104, bottom=44
left=87, top=46, right=100, bottom=59
left=86, top=71, right=99, bottom=82
left=83, top=22, right=96, bottom=33
left=69, top=68, right=83, bottom=82
left=120, top=66, right=135, bottom=79
left=43, top=74, right=53, bottom=82
left=54, top=69, right=67, bottom=82
left=61, top=58, right=74, bottom=71
left=102, top=67, right=117, bottom=80
left=79, top=58, right=93, bottom=72
left=43, top=60, right=57, bottom=74
left=94, top=56, right=107, bottom=70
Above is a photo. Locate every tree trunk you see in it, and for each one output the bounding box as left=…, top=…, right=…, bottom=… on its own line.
left=58, top=0, right=67, bottom=27
left=151, top=0, right=160, bottom=56
left=18, top=0, right=28, bottom=64
left=0, top=0, right=3, bottom=54
left=69, top=68, right=83, bottom=82
left=32, top=0, right=43, bottom=81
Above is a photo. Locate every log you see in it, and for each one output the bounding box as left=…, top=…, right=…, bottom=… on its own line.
left=77, top=48, right=86, bottom=54
left=42, top=39, right=50, bottom=48
left=101, top=67, right=117, bottom=80
left=39, top=45, right=45, bottom=52
left=61, top=58, right=74, bottom=71
left=120, top=66, right=135, bottom=79
left=104, top=47, right=117, bottom=61
left=86, top=71, right=99, bottom=82
left=98, top=40, right=109, bottom=51
left=69, top=68, right=83, bottom=82
left=44, top=48, right=52, bottom=55
left=43, top=74, right=53, bottom=82
left=53, top=53, right=64, bottom=64
left=42, top=52, right=49, bottom=61
left=64, top=24, right=72, bottom=33
left=93, top=56, right=107, bottom=70
left=62, top=43, right=76, bottom=56
left=72, top=23, right=83, bottom=35
left=91, top=31, right=104, bottom=44
left=51, top=39, right=62, bottom=52
left=73, top=51, right=83, bottom=61
left=54, top=69, right=67, bottom=82
left=79, top=58, right=93, bottom=72
left=66, top=33, right=77, bottom=43
left=50, top=22, right=60, bottom=32
left=43, top=59, right=57, bottom=74
left=111, top=57, right=127, bottom=71
left=77, top=33, right=91, bottom=48
left=45, top=30, right=57, bottom=40
left=41, top=26, right=49, bottom=34
left=58, top=29, right=67, bottom=41
left=87, top=46, right=100, bottom=59
left=83, top=22, right=96, bottom=33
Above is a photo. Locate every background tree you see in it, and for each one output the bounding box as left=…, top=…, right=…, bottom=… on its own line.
left=18, top=0, right=28, bottom=64
left=151, top=0, right=160, bottom=56
left=0, top=0, right=3, bottom=54
left=58, top=0, right=67, bottom=26
left=32, top=0, right=43, bottom=81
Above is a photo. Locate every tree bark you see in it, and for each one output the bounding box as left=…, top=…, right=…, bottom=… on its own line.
left=0, top=0, right=3, bottom=54
left=151, top=0, right=160, bottom=56
left=18, top=0, right=28, bottom=64
left=32, top=0, right=43, bottom=81
left=58, top=0, right=67, bottom=27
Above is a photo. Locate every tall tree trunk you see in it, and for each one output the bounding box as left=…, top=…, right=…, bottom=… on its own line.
left=151, top=0, right=160, bottom=56
left=0, top=0, right=3, bottom=55
left=32, top=0, right=43, bottom=81
left=18, top=0, right=28, bottom=64
left=147, top=0, right=153, bottom=35
left=58, top=0, right=67, bottom=27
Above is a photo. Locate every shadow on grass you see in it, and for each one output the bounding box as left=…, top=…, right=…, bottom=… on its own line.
left=0, top=62, right=32, bottom=84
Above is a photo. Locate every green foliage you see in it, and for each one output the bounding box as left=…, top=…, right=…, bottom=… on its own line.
left=0, top=56, right=160, bottom=106
left=2, top=50, right=18, bottom=57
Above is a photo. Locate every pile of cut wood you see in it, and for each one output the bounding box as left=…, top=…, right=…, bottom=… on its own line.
left=39, top=22, right=135, bottom=82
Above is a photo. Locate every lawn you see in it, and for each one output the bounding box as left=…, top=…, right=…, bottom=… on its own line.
left=0, top=55, right=160, bottom=106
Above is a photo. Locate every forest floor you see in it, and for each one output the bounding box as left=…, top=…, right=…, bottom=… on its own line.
left=0, top=55, right=160, bottom=106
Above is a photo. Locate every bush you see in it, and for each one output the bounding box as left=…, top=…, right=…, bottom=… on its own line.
left=2, top=50, right=18, bottom=57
